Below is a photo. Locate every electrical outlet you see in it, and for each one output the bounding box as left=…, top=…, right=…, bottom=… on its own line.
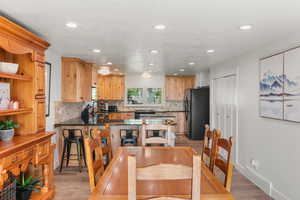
left=250, top=158, right=260, bottom=170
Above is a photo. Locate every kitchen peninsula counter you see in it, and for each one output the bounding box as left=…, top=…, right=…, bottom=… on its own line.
left=54, top=118, right=143, bottom=127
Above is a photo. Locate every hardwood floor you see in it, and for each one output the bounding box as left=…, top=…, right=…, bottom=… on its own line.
left=53, top=135, right=272, bottom=200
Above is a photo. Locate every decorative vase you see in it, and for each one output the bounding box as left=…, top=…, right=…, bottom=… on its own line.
left=16, top=189, right=32, bottom=200
left=0, top=129, right=14, bottom=141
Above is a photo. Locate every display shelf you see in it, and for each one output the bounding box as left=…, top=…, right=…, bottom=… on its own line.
left=0, top=72, right=32, bottom=81
left=0, top=108, right=33, bottom=116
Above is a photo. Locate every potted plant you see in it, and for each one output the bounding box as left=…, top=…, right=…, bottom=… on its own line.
left=0, top=120, right=19, bottom=141
left=16, top=172, right=41, bottom=200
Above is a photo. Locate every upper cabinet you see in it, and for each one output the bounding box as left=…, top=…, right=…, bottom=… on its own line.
left=97, top=75, right=125, bottom=100
left=165, top=75, right=195, bottom=100
left=91, top=66, right=98, bottom=87
left=61, top=57, right=92, bottom=102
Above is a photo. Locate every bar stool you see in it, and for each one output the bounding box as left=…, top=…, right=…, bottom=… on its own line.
left=59, top=129, right=87, bottom=172
left=120, top=129, right=139, bottom=146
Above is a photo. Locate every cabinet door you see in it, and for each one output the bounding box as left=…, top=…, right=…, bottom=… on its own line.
left=111, top=76, right=124, bottom=100
left=36, top=98, right=45, bottom=133
left=35, top=63, right=45, bottom=97
left=184, top=76, right=195, bottom=90
left=61, top=60, right=78, bottom=101
left=165, top=76, right=177, bottom=100
left=91, top=66, right=98, bottom=87
left=176, top=112, right=186, bottom=134
left=80, top=63, right=91, bottom=101
left=97, top=75, right=109, bottom=100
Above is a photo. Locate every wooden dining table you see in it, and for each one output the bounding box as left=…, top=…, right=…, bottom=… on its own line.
left=88, top=146, right=234, bottom=200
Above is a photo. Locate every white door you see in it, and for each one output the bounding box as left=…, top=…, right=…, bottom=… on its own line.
left=212, top=75, right=237, bottom=163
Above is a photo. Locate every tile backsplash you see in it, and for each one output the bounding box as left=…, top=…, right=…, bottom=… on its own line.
left=108, top=100, right=184, bottom=111
left=55, top=100, right=184, bottom=123
left=55, top=102, right=85, bottom=123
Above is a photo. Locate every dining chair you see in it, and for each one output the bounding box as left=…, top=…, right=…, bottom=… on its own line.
left=127, top=155, right=201, bottom=200
left=83, top=135, right=105, bottom=192
left=201, top=125, right=221, bottom=171
left=90, top=126, right=113, bottom=165
left=141, top=124, right=171, bottom=146
left=99, top=127, right=113, bottom=163
left=212, top=136, right=234, bottom=192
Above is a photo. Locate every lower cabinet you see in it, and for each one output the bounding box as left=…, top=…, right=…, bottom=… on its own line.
left=108, top=112, right=134, bottom=120
left=170, top=112, right=186, bottom=135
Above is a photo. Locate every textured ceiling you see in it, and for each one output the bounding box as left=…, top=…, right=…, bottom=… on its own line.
left=1, top=0, right=300, bottom=75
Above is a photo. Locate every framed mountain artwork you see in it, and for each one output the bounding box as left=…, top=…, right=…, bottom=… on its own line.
left=259, top=54, right=284, bottom=120
left=283, top=48, right=300, bottom=122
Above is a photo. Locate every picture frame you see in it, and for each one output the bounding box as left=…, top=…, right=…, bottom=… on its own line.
left=259, top=45, right=300, bottom=122
left=45, top=62, right=51, bottom=117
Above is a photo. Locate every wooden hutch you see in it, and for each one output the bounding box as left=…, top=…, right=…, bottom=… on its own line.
left=0, top=16, right=55, bottom=199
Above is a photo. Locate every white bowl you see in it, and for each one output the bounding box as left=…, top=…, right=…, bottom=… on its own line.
left=0, top=62, right=19, bottom=74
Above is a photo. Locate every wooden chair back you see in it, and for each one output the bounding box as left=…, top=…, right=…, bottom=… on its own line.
left=99, top=128, right=113, bottom=162
left=212, top=136, right=234, bottom=192
left=141, top=124, right=171, bottom=146
left=84, top=136, right=105, bottom=192
left=128, top=155, right=201, bottom=200
left=201, top=125, right=220, bottom=170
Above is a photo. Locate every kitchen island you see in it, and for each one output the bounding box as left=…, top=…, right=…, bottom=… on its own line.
left=55, top=117, right=176, bottom=154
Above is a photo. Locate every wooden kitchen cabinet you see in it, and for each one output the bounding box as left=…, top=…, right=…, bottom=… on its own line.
left=61, top=57, right=91, bottom=102
left=36, top=98, right=46, bottom=133
left=97, top=75, right=125, bottom=100
left=109, top=112, right=134, bottom=120
left=170, top=112, right=186, bottom=135
left=165, top=75, right=195, bottom=100
left=91, top=66, right=98, bottom=87
left=35, top=62, right=45, bottom=97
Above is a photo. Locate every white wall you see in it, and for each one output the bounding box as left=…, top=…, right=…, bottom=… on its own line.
left=45, top=47, right=61, bottom=168
left=210, top=33, right=300, bottom=200
left=196, top=71, right=210, bottom=87
left=125, top=74, right=165, bottom=88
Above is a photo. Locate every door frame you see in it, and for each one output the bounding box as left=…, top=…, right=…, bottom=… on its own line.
left=210, top=74, right=238, bottom=165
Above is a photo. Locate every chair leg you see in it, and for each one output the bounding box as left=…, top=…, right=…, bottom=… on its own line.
left=76, top=140, right=82, bottom=172
left=66, top=142, right=71, bottom=167
left=80, top=140, right=87, bottom=167
left=59, top=141, right=67, bottom=173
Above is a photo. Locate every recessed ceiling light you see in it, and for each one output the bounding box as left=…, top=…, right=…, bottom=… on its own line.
left=239, top=24, right=252, bottom=30
left=179, top=69, right=185, bottom=72
left=114, top=68, right=119, bottom=71
left=206, top=49, right=215, bottom=53
left=93, top=49, right=101, bottom=53
left=150, top=50, right=158, bottom=54
left=98, top=66, right=110, bottom=75
left=154, top=24, right=166, bottom=30
left=142, top=71, right=152, bottom=79
left=149, top=63, right=154, bottom=66
left=188, top=62, right=195, bottom=66
left=66, top=22, right=78, bottom=28
left=106, top=62, right=112, bottom=65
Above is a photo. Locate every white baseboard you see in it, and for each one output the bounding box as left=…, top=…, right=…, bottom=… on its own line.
left=235, top=162, right=291, bottom=200
left=271, top=186, right=290, bottom=200
left=235, top=163, right=271, bottom=195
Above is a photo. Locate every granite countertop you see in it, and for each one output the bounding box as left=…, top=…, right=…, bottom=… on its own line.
left=98, top=110, right=185, bottom=113
left=54, top=118, right=143, bottom=127
left=54, top=117, right=178, bottom=127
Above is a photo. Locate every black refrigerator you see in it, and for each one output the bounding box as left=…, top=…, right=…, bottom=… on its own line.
left=184, top=87, right=209, bottom=140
